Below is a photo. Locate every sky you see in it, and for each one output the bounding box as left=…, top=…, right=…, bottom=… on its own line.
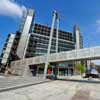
left=0, top=0, right=100, bottom=64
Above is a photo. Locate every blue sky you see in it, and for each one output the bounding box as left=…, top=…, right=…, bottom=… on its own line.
left=0, top=0, right=100, bottom=62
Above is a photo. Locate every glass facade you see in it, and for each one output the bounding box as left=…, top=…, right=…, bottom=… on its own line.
left=0, top=9, right=83, bottom=76
left=25, top=23, right=75, bottom=57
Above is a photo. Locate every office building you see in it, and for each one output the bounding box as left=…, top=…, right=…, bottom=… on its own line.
left=0, top=34, right=15, bottom=67
left=0, top=9, right=83, bottom=76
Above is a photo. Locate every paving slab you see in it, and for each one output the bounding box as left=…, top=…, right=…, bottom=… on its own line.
left=0, top=76, right=50, bottom=92
left=0, top=76, right=100, bottom=100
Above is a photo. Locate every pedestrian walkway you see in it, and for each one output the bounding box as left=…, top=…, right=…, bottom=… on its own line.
left=0, top=76, right=50, bottom=92
left=58, top=75, right=100, bottom=82
left=0, top=80, right=100, bottom=100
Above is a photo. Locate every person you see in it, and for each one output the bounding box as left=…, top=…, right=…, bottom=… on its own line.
left=47, top=68, right=51, bottom=75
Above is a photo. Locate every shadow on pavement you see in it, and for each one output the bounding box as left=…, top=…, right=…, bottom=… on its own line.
left=57, top=78, right=100, bottom=84
left=0, top=79, right=51, bottom=93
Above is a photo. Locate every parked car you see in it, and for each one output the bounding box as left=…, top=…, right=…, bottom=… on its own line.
left=84, top=68, right=99, bottom=78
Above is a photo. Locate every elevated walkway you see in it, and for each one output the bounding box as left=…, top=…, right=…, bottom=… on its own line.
left=11, top=46, right=100, bottom=76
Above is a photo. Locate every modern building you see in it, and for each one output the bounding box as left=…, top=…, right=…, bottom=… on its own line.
left=0, top=34, right=15, bottom=70
left=27, top=23, right=75, bottom=57
left=0, top=9, right=83, bottom=76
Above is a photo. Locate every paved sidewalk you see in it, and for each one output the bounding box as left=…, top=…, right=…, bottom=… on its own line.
left=0, top=76, right=50, bottom=92
left=0, top=80, right=100, bottom=100
left=58, top=75, right=100, bottom=81
left=0, top=75, right=100, bottom=100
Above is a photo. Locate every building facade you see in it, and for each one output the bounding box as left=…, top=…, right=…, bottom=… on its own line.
left=0, top=34, right=15, bottom=69
left=0, top=9, right=83, bottom=76
left=26, top=23, right=75, bottom=57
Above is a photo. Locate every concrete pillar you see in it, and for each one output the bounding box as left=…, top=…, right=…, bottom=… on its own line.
left=17, top=9, right=35, bottom=59
left=11, top=64, right=32, bottom=77
left=87, top=60, right=91, bottom=70
left=73, top=25, right=81, bottom=50
left=44, top=11, right=57, bottom=79
left=23, top=65, right=33, bottom=77
left=22, top=34, right=31, bottom=77
left=56, top=16, right=59, bottom=53
left=52, top=66, right=53, bottom=74
left=58, top=67, right=59, bottom=76
left=74, top=25, right=83, bottom=65
left=37, top=66, right=39, bottom=77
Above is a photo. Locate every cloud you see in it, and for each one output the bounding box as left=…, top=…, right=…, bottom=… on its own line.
left=0, top=0, right=26, bottom=18
left=96, top=19, right=100, bottom=32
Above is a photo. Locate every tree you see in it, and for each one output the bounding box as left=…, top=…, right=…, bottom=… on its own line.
left=75, top=63, right=86, bottom=75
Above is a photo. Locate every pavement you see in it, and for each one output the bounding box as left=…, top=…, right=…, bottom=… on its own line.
left=0, top=75, right=100, bottom=100
left=0, top=75, right=50, bottom=92
left=58, top=75, right=100, bottom=82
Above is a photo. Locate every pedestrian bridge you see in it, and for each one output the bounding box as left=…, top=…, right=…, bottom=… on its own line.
left=11, top=46, right=100, bottom=68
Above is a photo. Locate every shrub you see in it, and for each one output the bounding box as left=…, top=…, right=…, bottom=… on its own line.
left=75, top=63, right=86, bottom=75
